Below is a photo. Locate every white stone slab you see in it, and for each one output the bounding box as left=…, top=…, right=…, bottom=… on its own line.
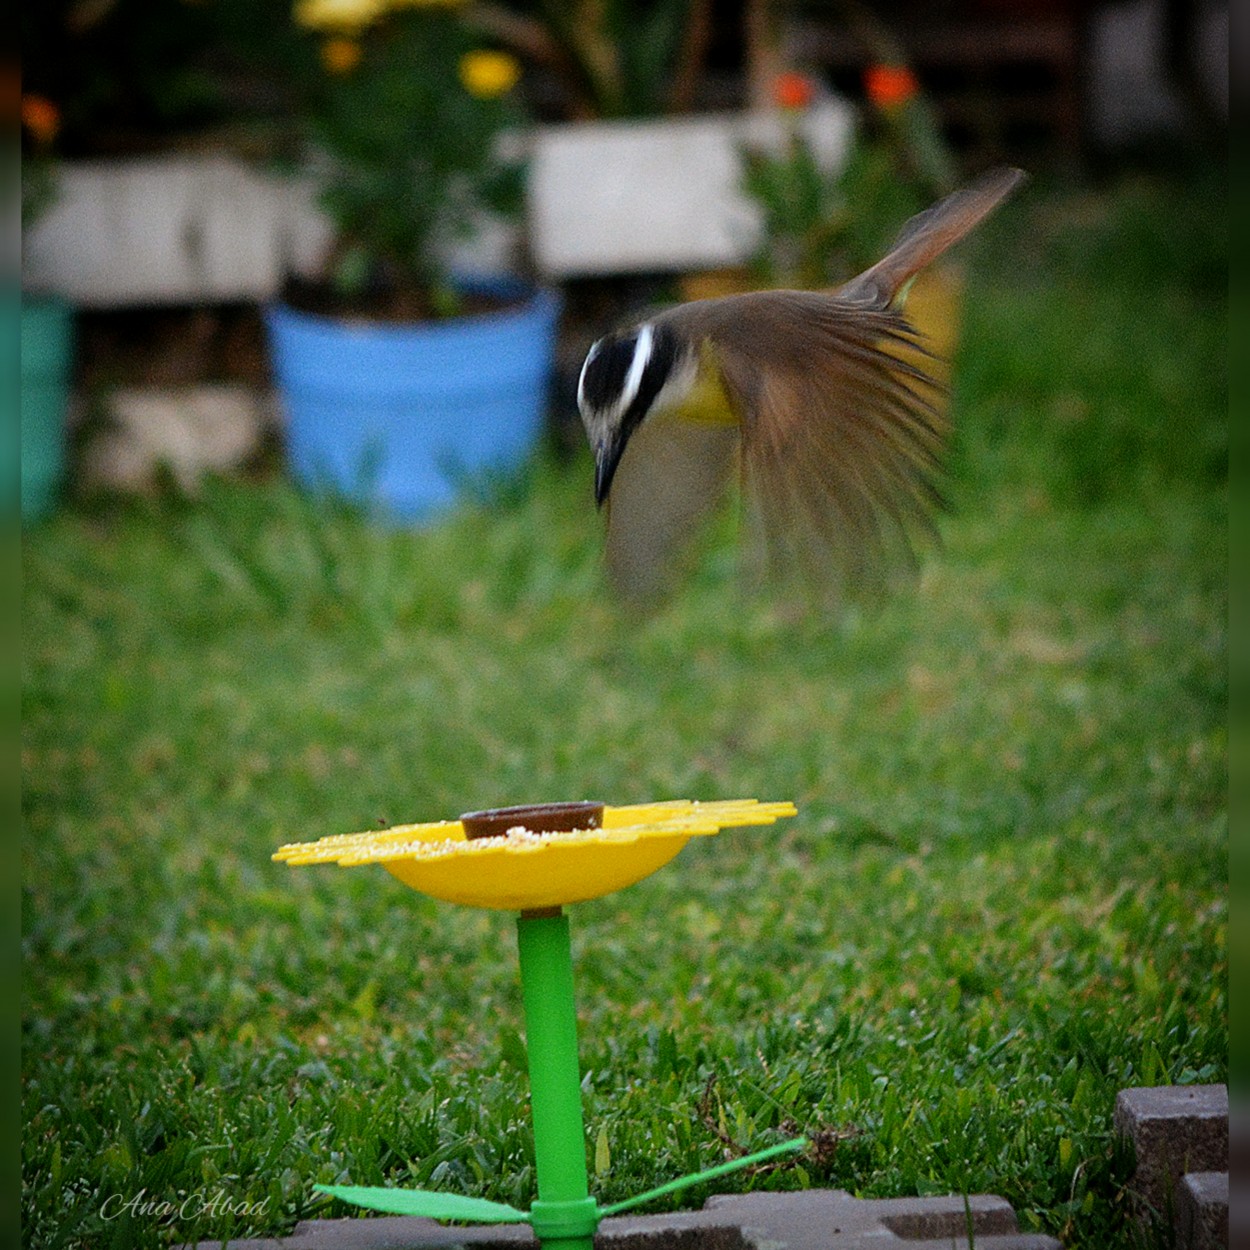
left=21, top=156, right=519, bottom=307
left=22, top=103, right=854, bottom=304
left=23, top=156, right=291, bottom=305
left=528, top=101, right=853, bottom=278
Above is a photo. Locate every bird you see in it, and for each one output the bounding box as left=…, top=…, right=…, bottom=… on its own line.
left=576, top=165, right=1025, bottom=606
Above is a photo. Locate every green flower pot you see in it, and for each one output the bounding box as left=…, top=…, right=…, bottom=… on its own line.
left=20, top=295, right=74, bottom=523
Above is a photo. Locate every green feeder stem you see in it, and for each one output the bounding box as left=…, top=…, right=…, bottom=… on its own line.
left=517, top=908, right=599, bottom=1249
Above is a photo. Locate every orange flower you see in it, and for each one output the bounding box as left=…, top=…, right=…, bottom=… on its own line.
left=321, top=36, right=362, bottom=73
left=863, top=63, right=919, bottom=110
left=21, top=94, right=60, bottom=145
left=772, top=71, right=815, bottom=111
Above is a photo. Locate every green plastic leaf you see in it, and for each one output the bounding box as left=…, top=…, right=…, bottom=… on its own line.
left=314, top=1184, right=528, bottom=1223
left=599, top=1137, right=808, bottom=1218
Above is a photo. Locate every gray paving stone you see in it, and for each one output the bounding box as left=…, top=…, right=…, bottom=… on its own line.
left=189, top=1187, right=1061, bottom=1249
left=1230, top=1106, right=1250, bottom=1250
left=1175, top=1171, right=1229, bottom=1250
left=1114, top=1085, right=1229, bottom=1220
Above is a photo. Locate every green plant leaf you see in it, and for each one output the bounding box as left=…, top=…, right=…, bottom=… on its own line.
left=594, top=1124, right=611, bottom=1177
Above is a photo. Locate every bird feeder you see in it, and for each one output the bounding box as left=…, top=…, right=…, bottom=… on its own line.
left=274, top=798, right=802, bottom=1250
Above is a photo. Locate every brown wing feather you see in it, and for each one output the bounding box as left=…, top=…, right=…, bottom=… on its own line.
left=837, top=166, right=1025, bottom=307
left=603, top=405, right=740, bottom=602
left=661, top=291, right=947, bottom=605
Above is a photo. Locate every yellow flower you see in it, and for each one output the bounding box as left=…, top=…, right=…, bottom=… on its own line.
left=294, top=0, right=383, bottom=33
left=321, top=36, right=362, bottom=73
left=458, top=49, right=522, bottom=99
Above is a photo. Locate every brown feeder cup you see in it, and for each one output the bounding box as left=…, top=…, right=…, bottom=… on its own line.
left=459, top=801, right=605, bottom=841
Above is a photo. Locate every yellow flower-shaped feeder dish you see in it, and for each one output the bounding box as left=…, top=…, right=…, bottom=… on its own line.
left=273, top=798, right=796, bottom=911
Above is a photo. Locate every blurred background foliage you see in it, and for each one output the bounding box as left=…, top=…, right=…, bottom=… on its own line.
left=18, top=0, right=717, bottom=156
left=19, top=0, right=302, bottom=158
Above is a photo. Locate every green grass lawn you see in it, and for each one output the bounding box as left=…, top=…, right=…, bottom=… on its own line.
left=22, top=162, right=1226, bottom=1250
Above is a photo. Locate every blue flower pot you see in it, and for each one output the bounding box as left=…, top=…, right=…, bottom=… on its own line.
left=265, top=278, right=561, bottom=520
left=20, top=295, right=74, bottom=524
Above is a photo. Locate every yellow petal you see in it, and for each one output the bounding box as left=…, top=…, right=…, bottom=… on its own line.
left=295, top=0, right=383, bottom=32
left=458, top=50, right=522, bottom=99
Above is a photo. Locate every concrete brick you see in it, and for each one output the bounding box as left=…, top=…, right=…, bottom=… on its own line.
left=1175, top=1171, right=1228, bottom=1250
left=702, top=1189, right=1023, bottom=1244
left=1114, top=1085, right=1229, bottom=1219
left=189, top=1187, right=1061, bottom=1249
left=83, top=384, right=270, bottom=494
left=1231, top=1106, right=1250, bottom=1250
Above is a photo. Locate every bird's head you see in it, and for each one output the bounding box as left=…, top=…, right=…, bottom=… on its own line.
left=577, top=321, right=691, bottom=506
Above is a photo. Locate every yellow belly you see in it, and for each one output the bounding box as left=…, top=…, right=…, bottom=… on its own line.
left=666, top=350, right=738, bottom=427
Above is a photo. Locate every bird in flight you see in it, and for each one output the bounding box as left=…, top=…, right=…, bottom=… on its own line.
left=576, top=165, right=1025, bottom=606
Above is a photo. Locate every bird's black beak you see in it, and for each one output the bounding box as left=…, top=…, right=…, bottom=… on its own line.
left=593, top=437, right=625, bottom=508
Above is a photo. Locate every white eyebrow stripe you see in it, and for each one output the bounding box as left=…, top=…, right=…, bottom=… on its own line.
left=576, top=340, right=600, bottom=413
left=619, top=323, right=654, bottom=415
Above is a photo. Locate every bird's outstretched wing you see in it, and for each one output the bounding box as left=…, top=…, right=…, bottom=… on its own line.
left=667, top=291, right=947, bottom=606
left=603, top=401, right=740, bottom=603
left=837, top=166, right=1026, bottom=308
